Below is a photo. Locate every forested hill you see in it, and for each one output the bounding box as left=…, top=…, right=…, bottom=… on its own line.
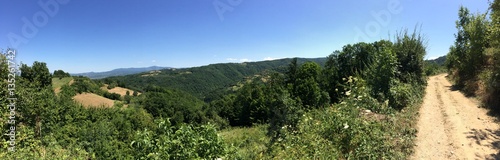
left=72, top=66, right=169, bottom=79
left=101, top=57, right=327, bottom=100
left=426, top=55, right=446, bottom=66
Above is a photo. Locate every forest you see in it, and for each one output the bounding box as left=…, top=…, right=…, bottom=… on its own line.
left=2, top=0, right=499, bottom=159
left=0, top=30, right=427, bottom=159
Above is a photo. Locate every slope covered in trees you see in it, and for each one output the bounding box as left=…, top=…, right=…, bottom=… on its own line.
left=1, top=28, right=428, bottom=159
left=102, top=58, right=327, bottom=101
left=72, top=66, right=169, bottom=79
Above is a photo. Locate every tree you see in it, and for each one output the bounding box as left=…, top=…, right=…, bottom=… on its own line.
left=322, top=51, right=349, bottom=103
left=20, top=61, right=52, bottom=88
left=484, top=0, right=500, bottom=107
left=446, top=6, right=489, bottom=94
left=294, top=62, right=329, bottom=109
left=393, top=28, right=427, bottom=85
left=124, top=95, right=131, bottom=104
left=367, top=40, right=397, bottom=98
left=53, top=70, right=70, bottom=78
left=108, top=81, right=118, bottom=89
left=286, top=58, right=298, bottom=85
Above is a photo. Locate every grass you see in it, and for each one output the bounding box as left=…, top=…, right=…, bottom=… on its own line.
left=101, top=84, right=140, bottom=97
left=73, top=92, right=115, bottom=108
left=219, top=125, right=269, bottom=159
left=218, top=79, right=425, bottom=159
left=52, top=77, right=74, bottom=94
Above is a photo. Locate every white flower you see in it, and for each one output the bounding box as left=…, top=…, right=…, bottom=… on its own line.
left=343, top=123, right=349, bottom=129
left=345, top=90, right=351, bottom=96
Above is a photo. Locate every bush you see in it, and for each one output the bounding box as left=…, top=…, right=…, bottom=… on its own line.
left=131, top=119, right=227, bottom=159
left=103, top=92, right=121, bottom=100
left=388, top=81, right=413, bottom=110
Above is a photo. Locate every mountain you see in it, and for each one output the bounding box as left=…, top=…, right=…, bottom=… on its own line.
left=102, top=58, right=327, bottom=101
left=72, top=66, right=170, bottom=79
left=425, top=55, right=446, bottom=66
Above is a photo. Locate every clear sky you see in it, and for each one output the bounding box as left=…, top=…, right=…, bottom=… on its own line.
left=0, top=0, right=490, bottom=73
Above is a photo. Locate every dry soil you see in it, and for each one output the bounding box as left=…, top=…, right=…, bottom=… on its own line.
left=412, top=74, right=500, bottom=159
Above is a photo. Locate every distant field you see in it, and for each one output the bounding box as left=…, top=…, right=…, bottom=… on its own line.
left=73, top=92, right=114, bottom=108
left=52, top=77, right=74, bottom=94
left=101, top=84, right=140, bottom=96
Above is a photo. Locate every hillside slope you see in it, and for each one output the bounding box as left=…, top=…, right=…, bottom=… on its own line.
left=72, top=66, right=169, bottom=79
left=102, top=58, right=327, bottom=100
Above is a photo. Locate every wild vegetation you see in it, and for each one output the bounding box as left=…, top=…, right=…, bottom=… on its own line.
left=0, top=26, right=431, bottom=159
left=446, top=0, right=500, bottom=110
left=102, top=58, right=327, bottom=101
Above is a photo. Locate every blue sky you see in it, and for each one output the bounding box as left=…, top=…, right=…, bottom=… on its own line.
left=0, top=0, right=490, bottom=73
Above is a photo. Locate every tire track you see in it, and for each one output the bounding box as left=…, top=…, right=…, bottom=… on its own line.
left=411, top=74, right=500, bottom=160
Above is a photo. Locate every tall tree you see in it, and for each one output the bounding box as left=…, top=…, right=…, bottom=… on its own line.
left=393, top=28, right=427, bottom=85
left=20, top=61, right=52, bottom=88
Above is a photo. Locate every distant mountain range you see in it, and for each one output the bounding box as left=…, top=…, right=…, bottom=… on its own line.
left=425, top=55, right=446, bottom=66
left=72, top=66, right=170, bottom=79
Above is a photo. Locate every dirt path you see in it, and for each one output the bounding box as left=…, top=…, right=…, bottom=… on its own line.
left=411, top=74, right=500, bottom=160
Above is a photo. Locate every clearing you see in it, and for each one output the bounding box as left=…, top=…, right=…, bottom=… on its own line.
left=412, top=74, right=500, bottom=159
left=101, top=84, right=140, bottom=96
left=52, top=77, right=74, bottom=94
left=73, top=92, right=115, bottom=108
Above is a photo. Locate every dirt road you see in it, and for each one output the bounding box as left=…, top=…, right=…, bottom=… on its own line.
left=411, top=74, right=500, bottom=159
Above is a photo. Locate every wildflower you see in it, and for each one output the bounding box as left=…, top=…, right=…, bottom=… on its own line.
left=345, top=90, right=351, bottom=96
left=343, top=123, right=349, bottom=129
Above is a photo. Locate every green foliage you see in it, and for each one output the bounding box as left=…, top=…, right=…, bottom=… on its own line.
left=131, top=119, right=227, bottom=159
left=0, top=27, right=429, bottom=159
left=52, top=77, right=73, bottom=91
left=267, top=87, right=303, bottom=143
left=103, top=58, right=327, bottom=101
left=266, top=75, right=422, bottom=159
left=103, top=92, right=121, bottom=100
left=71, top=76, right=102, bottom=94
left=447, top=6, right=489, bottom=93
left=20, top=61, right=52, bottom=88
left=53, top=69, right=70, bottom=78
left=108, top=81, right=118, bottom=89
left=293, top=62, right=329, bottom=109
left=424, top=60, right=446, bottom=76
left=140, top=88, right=206, bottom=125
left=484, top=0, right=500, bottom=108
left=365, top=40, right=398, bottom=100
left=389, top=80, right=424, bottom=110
left=220, top=125, right=269, bottom=159
left=393, top=29, right=427, bottom=85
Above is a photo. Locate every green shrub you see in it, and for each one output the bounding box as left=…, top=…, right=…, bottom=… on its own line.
left=131, top=119, right=227, bottom=159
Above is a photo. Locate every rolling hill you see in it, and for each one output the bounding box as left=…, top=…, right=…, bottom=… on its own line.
left=72, top=66, right=170, bottom=79
left=425, top=55, right=446, bottom=66
left=102, top=58, right=327, bottom=101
